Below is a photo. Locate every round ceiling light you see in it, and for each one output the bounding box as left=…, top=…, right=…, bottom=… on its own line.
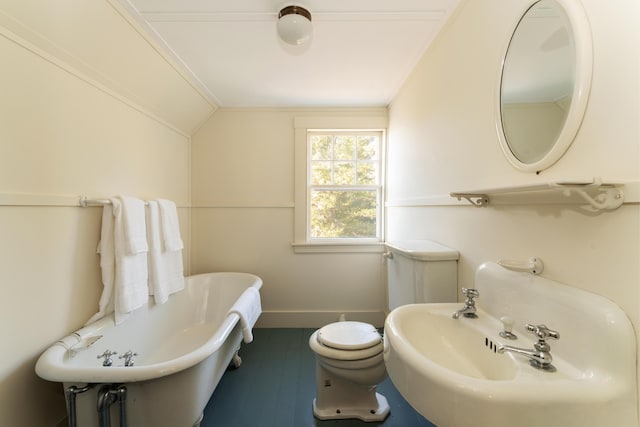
left=277, top=5, right=313, bottom=46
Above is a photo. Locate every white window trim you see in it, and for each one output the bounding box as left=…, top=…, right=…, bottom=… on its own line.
left=293, top=115, right=388, bottom=254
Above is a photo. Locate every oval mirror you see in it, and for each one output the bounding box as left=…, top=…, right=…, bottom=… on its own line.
left=497, top=0, right=592, bottom=173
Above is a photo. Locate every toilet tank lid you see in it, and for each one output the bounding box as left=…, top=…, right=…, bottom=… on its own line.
left=385, top=240, right=459, bottom=261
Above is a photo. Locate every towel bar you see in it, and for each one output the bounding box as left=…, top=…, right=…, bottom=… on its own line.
left=79, top=196, right=149, bottom=207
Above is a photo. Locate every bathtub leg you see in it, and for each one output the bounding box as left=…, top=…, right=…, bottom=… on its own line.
left=231, top=352, right=242, bottom=369
left=228, top=345, right=242, bottom=370
left=193, top=412, right=204, bottom=427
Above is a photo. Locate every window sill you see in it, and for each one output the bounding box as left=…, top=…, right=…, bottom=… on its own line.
left=291, top=242, right=386, bottom=254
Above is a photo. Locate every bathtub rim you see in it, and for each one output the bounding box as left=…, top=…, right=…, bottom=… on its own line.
left=35, top=272, right=262, bottom=383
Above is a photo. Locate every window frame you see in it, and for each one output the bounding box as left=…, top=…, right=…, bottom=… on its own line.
left=293, top=115, right=388, bottom=253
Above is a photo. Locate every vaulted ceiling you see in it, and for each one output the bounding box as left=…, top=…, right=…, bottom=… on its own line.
left=118, top=0, right=462, bottom=108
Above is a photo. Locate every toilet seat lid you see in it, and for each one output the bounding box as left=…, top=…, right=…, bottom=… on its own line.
left=317, top=321, right=381, bottom=350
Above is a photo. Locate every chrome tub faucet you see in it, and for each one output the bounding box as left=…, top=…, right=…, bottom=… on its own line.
left=97, top=350, right=117, bottom=367
left=452, top=288, right=479, bottom=319
left=119, top=350, right=138, bottom=367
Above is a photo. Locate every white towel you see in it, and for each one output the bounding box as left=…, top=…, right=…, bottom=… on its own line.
left=113, top=196, right=149, bottom=324
left=227, top=287, right=262, bottom=343
left=85, top=204, right=116, bottom=325
left=86, top=196, right=149, bottom=325
left=157, top=199, right=183, bottom=252
left=120, top=195, right=148, bottom=255
left=146, top=201, right=184, bottom=305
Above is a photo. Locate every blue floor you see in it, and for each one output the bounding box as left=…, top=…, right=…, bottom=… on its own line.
left=202, top=328, right=436, bottom=427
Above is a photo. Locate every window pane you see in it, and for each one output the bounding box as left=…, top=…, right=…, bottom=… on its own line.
left=311, top=135, right=332, bottom=160
left=310, top=190, right=377, bottom=238
left=311, top=161, right=332, bottom=185
left=334, top=136, right=356, bottom=160
left=334, top=161, right=355, bottom=185
left=357, top=136, right=379, bottom=160
left=357, top=162, right=377, bottom=185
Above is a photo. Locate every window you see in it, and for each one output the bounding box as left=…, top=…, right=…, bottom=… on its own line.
left=293, top=115, right=387, bottom=252
left=307, top=131, right=383, bottom=241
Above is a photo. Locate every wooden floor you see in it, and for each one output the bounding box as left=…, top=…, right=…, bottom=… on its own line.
left=201, top=328, right=436, bottom=427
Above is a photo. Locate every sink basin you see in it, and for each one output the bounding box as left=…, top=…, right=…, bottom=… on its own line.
left=394, top=305, right=517, bottom=381
left=384, top=262, right=637, bottom=427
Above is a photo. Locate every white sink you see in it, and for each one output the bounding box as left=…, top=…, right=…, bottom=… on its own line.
left=389, top=304, right=519, bottom=381
left=384, top=262, right=637, bottom=427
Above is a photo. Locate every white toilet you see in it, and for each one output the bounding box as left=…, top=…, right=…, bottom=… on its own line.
left=309, top=320, right=389, bottom=422
left=309, top=240, right=458, bottom=422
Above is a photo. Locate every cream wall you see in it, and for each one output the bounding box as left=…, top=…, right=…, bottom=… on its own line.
left=0, top=1, right=212, bottom=426
left=386, top=0, right=640, bottom=415
left=3, top=0, right=638, bottom=425
left=191, top=109, right=388, bottom=327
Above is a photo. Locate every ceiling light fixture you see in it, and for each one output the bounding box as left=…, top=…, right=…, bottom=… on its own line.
left=277, top=5, right=313, bottom=46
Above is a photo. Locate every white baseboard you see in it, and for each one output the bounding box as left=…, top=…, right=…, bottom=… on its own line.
left=256, top=310, right=387, bottom=329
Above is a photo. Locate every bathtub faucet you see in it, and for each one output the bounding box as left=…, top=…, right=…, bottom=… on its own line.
left=119, top=350, right=138, bottom=367
left=97, top=350, right=117, bottom=367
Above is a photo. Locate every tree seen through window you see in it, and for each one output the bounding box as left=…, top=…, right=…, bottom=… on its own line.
left=308, top=132, right=381, bottom=239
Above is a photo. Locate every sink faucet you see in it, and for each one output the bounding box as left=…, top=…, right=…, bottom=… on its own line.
left=452, top=288, right=479, bottom=319
left=498, top=324, right=560, bottom=371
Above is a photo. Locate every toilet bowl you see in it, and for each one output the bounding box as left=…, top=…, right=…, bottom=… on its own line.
left=309, top=321, right=390, bottom=422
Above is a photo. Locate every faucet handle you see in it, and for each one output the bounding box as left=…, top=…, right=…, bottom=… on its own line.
left=525, top=324, right=559, bottom=341
left=461, top=288, right=479, bottom=299
left=97, top=350, right=117, bottom=366
left=119, top=350, right=138, bottom=367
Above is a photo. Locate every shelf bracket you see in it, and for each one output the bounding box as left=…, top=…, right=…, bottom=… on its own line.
left=450, top=193, right=490, bottom=207
left=549, top=180, right=624, bottom=211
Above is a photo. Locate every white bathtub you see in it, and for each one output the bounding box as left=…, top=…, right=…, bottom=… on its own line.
left=36, top=272, right=262, bottom=427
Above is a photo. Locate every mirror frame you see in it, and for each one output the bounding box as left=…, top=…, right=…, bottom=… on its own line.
left=496, top=0, right=593, bottom=173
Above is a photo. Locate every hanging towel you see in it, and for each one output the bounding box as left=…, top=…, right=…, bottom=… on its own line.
left=113, top=196, right=149, bottom=324
left=146, top=201, right=184, bottom=305
left=85, top=203, right=116, bottom=325
left=227, top=287, right=262, bottom=343
left=157, top=199, right=183, bottom=252
left=86, top=196, right=149, bottom=325
left=120, top=195, right=148, bottom=255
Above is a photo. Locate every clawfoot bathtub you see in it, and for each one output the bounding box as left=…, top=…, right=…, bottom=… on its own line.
left=36, top=272, right=262, bottom=427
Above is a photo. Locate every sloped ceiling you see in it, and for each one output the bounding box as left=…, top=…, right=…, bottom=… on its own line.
left=119, top=0, right=463, bottom=108
left=0, top=0, right=217, bottom=135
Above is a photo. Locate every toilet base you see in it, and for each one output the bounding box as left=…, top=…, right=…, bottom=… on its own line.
left=313, top=392, right=390, bottom=422
left=312, top=361, right=390, bottom=423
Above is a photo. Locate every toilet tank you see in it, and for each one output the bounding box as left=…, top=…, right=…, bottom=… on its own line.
left=385, top=240, right=459, bottom=311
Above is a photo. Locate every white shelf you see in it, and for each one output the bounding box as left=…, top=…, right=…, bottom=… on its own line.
left=450, top=178, right=630, bottom=211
